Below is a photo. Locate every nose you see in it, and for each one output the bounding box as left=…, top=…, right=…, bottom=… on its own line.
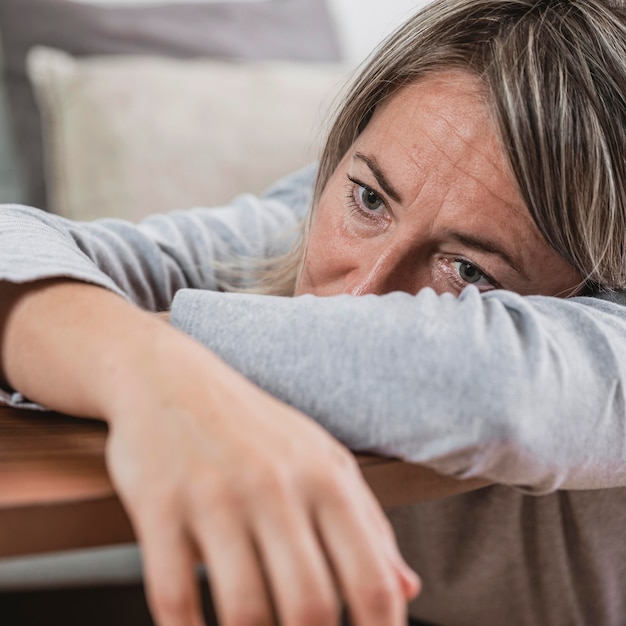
left=343, top=243, right=426, bottom=296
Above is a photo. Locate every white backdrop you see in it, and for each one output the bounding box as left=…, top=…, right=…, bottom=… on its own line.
left=327, top=0, right=433, bottom=64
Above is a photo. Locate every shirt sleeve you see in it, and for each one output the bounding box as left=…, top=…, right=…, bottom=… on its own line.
left=0, top=165, right=315, bottom=408
left=169, top=286, right=626, bottom=494
left=0, top=165, right=315, bottom=310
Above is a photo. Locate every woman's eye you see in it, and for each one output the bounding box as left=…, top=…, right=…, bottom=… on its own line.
left=454, top=260, right=492, bottom=287
left=358, top=185, right=385, bottom=213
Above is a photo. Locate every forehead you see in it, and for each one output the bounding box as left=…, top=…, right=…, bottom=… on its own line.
left=367, top=70, right=491, bottom=138
left=357, top=70, right=528, bottom=217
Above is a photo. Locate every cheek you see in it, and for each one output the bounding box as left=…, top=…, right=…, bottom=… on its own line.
left=295, top=193, right=358, bottom=296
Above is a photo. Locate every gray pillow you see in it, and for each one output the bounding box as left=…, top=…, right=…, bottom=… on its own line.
left=0, top=0, right=341, bottom=210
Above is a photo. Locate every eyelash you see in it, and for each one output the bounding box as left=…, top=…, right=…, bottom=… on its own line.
left=345, top=175, right=387, bottom=221
left=450, top=258, right=499, bottom=290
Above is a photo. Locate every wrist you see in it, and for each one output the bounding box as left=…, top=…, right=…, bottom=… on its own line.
left=92, top=311, right=200, bottom=423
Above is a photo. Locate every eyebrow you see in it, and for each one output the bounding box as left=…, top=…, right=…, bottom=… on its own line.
left=450, top=232, right=530, bottom=281
left=353, top=152, right=403, bottom=204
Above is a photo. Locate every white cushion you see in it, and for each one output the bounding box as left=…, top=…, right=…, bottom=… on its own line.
left=27, top=46, right=349, bottom=221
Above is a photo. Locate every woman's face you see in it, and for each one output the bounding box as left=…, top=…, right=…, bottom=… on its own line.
left=295, top=71, right=582, bottom=298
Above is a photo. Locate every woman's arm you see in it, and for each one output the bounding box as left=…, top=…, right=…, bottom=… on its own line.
left=0, top=166, right=311, bottom=413
left=0, top=167, right=419, bottom=626
left=0, top=165, right=313, bottom=315
left=0, top=281, right=418, bottom=626
left=169, top=287, right=626, bottom=495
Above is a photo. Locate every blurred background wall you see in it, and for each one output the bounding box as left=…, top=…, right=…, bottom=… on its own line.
left=0, top=0, right=431, bottom=216
left=0, top=44, right=23, bottom=203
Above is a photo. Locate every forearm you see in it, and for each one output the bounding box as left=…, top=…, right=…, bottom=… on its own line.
left=0, top=280, right=421, bottom=626
left=169, top=287, right=626, bottom=493
left=0, top=282, right=482, bottom=516
left=0, top=279, right=198, bottom=420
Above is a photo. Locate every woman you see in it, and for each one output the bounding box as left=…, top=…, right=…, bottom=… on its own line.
left=2, top=0, right=626, bottom=624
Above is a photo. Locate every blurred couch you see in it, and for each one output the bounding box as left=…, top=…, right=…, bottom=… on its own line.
left=0, top=0, right=427, bottom=218
left=0, top=46, right=23, bottom=204
left=0, top=0, right=345, bottom=218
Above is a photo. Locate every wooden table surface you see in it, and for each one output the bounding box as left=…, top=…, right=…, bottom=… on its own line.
left=0, top=404, right=477, bottom=560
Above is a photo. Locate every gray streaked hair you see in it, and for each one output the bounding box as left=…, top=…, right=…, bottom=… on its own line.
left=255, top=0, right=626, bottom=295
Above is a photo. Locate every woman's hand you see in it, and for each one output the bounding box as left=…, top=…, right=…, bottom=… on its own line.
left=0, top=280, right=419, bottom=625
left=104, top=336, right=420, bottom=626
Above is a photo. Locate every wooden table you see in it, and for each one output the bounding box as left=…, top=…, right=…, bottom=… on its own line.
left=0, top=404, right=472, bottom=560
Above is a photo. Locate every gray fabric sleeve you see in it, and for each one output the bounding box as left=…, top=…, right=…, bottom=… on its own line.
left=0, top=164, right=315, bottom=309
left=0, top=165, right=315, bottom=408
left=170, top=286, right=626, bottom=494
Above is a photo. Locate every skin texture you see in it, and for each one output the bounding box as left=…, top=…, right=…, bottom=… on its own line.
left=296, top=72, right=582, bottom=298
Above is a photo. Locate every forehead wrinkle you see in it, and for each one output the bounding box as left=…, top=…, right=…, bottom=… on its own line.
left=413, top=71, right=510, bottom=177
left=432, top=152, right=536, bottom=270
left=393, top=73, right=518, bottom=184
left=389, top=116, right=536, bottom=275
left=394, top=139, right=429, bottom=207
left=367, top=76, right=537, bottom=249
left=357, top=120, right=428, bottom=208
left=414, top=101, right=531, bottom=222
left=454, top=160, right=533, bottom=225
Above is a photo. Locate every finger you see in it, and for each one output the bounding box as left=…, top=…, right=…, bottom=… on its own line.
left=315, top=488, right=406, bottom=626
left=192, top=508, right=276, bottom=626
left=393, top=559, right=422, bottom=600
left=140, top=520, right=204, bottom=626
left=360, top=487, right=421, bottom=599
left=253, top=489, right=341, bottom=626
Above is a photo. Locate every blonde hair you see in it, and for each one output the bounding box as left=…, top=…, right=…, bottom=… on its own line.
left=251, top=0, right=626, bottom=295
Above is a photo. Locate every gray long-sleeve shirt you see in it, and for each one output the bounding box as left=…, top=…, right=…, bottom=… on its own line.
left=1, top=165, right=625, bottom=625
